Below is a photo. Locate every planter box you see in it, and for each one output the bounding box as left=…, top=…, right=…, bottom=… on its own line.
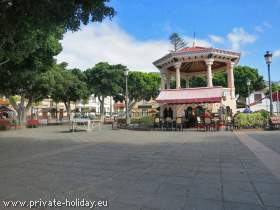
left=26, top=119, right=39, bottom=128
left=0, top=119, right=11, bottom=130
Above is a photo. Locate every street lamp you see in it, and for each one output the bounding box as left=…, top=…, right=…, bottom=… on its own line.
left=264, top=51, right=273, bottom=116
left=247, top=79, right=251, bottom=109
left=124, top=69, right=129, bottom=125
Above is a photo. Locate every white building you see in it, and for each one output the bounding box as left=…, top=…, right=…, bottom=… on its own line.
left=242, top=90, right=280, bottom=114
left=76, top=95, right=114, bottom=115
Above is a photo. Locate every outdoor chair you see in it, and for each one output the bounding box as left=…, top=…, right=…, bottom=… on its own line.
left=204, top=117, right=212, bottom=131
left=212, top=117, right=220, bottom=131
left=165, top=117, right=173, bottom=131
left=176, top=117, right=183, bottom=131
left=153, top=117, right=160, bottom=128
left=196, top=116, right=204, bottom=131
left=225, top=116, right=234, bottom=131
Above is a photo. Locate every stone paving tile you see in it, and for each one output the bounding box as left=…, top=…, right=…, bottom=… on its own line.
left=260, top=193, right=280, bottom=208
left=188, top=187, right=222, bottom=201
left=223, top=180, right=255, bottom=192
left=255, top=183, right=280, bottom=194
left=141, top=193, right=186, bottom=210
left=184, top=198, right=224, bottom=210
left=223, top=202, right=264, bottom=210
left=249, top=132, right=280, bottom=155
left=223, top=188, right=262, bottom=205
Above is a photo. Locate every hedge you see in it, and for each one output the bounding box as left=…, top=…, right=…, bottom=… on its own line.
left=130, top=116, right=154, bottom=126
left=234, top=112, right=266, bottom=128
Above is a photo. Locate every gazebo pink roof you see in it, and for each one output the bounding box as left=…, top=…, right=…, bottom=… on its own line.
left=153, top=46, right=241, bottom=74
left=156, top=87, right=223, bottom=104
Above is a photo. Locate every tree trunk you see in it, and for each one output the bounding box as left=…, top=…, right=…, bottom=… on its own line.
left=128, top=100, right=137, bottom=118
left=98, top=96, right=105, bottom=122
left=9, top=95, right=33, bottom=126
left=0, top=58, right=10, bottom=66
left=64, top=100, right=71, bottom=121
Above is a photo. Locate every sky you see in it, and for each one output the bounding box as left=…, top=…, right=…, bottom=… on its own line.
left=57, top=0, right=280, bottom=81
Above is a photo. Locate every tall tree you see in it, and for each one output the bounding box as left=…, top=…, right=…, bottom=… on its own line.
left=0, top=30, right=62, bottom=125
left=0, top=0, right=115, bottom=66
left=85, top=62, right=126, bottom=120
left=232, top=66, right=266, bottom=99
left=169, top=33, right=187, bottom=51
left=272, top=83, right=280, bottom=92
left=51, top=64, right=90, bottom=119
left=114, top=72, right=161, bottom=113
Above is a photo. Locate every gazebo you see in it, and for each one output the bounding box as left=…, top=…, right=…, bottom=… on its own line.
left=153, top=45, right=241, bottom=120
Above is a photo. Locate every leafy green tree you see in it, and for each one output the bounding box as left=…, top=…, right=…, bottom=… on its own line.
left=169, top=33, right=187, bottom=51
left=0, top=0, right=115, bottom=66
left=189, top=76, right=207, bottom=87
left=51, top=64, right=90, bottom=118
left=0, top=30, right=62, bottom=125
left=213, top=72, right=227, bottom=87
left=1, top=67, right=59, bottom=125
left=115, top=71, right=160, bottom=113
left=272, top=83, right=280, bottom=92
left=186, top=66, right=265, bottom=100
left=85, top=62, right=126, bottom=119
left=233, top=66, right=266, bottom=99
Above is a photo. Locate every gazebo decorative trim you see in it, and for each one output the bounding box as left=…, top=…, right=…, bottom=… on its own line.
left=156, top=87, right=223, bottom=104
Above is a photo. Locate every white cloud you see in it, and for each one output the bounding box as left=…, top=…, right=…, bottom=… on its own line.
left=56, top=22, right=171, bottom=72
left=227, top=27, right=256, bottom=50
left=274, top=49, right=280, bottom=57
left=209, top=35, right=224, bottom=43
left=254, top=26, right=264, bottom=33
left=262, top=21, right=272, bottom=28
left=254, top=21, right=272, bottom=33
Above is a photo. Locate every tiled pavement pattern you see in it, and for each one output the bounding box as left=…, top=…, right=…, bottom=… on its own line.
left=0, top=126, right=280, bottom=210
left=248, top=132, right=280, bottom=155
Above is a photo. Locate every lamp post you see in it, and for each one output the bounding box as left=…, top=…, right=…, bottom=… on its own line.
left=264, top=51, right=273, bottom=116
left=124, top=69, right=129, bottom=125
left=247, top=79, right=251, bottom=109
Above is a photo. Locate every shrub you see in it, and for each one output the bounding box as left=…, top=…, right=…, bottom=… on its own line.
left=131, top=116, right=153, bottom=126
left=26, top=119, right=39, bottom=128
left=255, top=109, right=270, bottom=120
left=0, top=124, right=7, bottom=130
left=117, top=118, right=126, bottom=125
left=234, top=112, right=265, bottom=128
left=0, top=119, right=11, bottom=130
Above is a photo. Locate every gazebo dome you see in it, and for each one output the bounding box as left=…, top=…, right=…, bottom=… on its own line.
left=153, top=46, right=240, bottom=74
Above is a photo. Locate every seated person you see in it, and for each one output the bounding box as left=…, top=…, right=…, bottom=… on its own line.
left=243, top=105, right=252, bottom=113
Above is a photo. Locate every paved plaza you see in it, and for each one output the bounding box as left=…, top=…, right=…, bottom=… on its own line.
left=0, top=126, right=280, bottom=210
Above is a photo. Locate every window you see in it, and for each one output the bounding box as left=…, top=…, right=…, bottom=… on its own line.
left=254, top=94, right=262, bottom=104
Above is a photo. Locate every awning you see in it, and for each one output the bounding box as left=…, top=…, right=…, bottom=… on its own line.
left=272, top=91, right=280, bottom=102
left=156, top=87, right=223, bottom=104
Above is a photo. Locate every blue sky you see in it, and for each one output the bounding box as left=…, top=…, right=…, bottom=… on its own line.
left=57, top=0, right=280, bottom=81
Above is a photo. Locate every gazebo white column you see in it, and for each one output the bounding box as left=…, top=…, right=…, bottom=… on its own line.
left=166, top=72, right=171, bottom=89
left=227, top=61, right=235, bottom=88
left=174, top=62, right=181, bottom=89
left=227, top=61, right=235, bottom=98
left=205, top=59, right=214, bottom=87
left=185, top=75, right=190, bottom=88
left=160, top=72, right=166, bottom=90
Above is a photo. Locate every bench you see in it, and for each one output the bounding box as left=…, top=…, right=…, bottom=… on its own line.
left=270, top=116, right=280, bottom=129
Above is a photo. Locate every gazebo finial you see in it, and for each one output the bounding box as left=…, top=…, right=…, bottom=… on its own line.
left=193, top=32, right=197, bottom=47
